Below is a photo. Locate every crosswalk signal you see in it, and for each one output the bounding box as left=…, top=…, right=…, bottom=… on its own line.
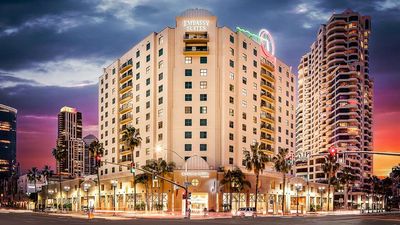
left=130, top=162, right=136, bottom=174
left=328, top=146, right=337, bottom=157
left=95, top=155, right=102, bottom=167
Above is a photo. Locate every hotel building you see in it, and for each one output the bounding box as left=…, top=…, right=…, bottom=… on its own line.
left=57, top=106, right=85, bottom=177
left=295, top=9, right=373, bottom=208
left=0, top=104, right=17, bottom=179
left=40, top=9, right=331, bottom=214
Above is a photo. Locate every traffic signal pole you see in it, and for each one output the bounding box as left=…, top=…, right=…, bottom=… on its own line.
left=103, top=160, right=190, bottom=219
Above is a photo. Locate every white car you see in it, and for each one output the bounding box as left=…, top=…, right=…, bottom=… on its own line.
left=234, top=207, right=257, bottom=217
left=44, top=207, right=57, bottom=213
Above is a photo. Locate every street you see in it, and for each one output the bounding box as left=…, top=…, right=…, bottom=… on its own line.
left=0, top=212, right=399, bottom=225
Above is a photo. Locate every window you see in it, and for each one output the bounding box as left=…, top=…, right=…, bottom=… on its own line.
left=136, top=62, right=140, bottom=69
left=146, top=66, right=150, bottom=74
left=242, top=53, right=247, bottom=61
left=253, top=60, right=257, bottom=67
left=200, top=144, right=207, bottom=151
left=229, top=72, right=234, bottom=80
left=200, top=131, right=207, bottom=139
left=136, top=50, right=140, bottom=58
left=229, top=133, right=234, bottom=140
left=229, top=158, right=233, bottom=164
left=158, top=48, right=163, bottom=56
left=229, top=145, right=234, bottom=152
left=146, top=55, right=150, bottom=62
left=253, top=49, right=257, bottom=56
left=158, top=73, right=163, bottom=81
left=230, top=47, right=234, bottom=56
left=185, top=119, right=192, bottom=126
left=185, top=82, right=192, bottom=89
left=229, top=84, right=234, bottom=92
left=200, top=106, right=207, bottom=114
left=185, top=106, right=192, bottom=114
left=146, top=101, right=150, bottom=109
left=146, top=89, right=150, bottom=97
left=136, top=73, right=140, bottom=80
left=229, top=108, right=234, bottom=116
left=185, top=131, right=192, bottom=139
left=200, top=69, right=207, bottom=76
left=229, top=60, right=234, bottom=68
left=229, top=96, right=234, bottom=104
left=200, top=57, right=207, bottom=64
left=158, top=109, right=163, bottom=117
left=158, top=36, right=164, bottom=44
left=158, top=60, right=164, bottom=69
left=241, top=100, right=247, bottom=108
left=200, top=81, right=207, bottom=89
left=200, top=94, right=207, bottom=101
left=185, top=69, right=192, bottom=76
left=146, top=42, right=150, bottom=50
left=185, top=94, right=192, bottom=101
left=184, top=144, right=192, bottom=151
left=242, top=77, right=247, bottom=84
left=200, top=119, right=207, bottom=126
left=243, top=41, right=247, bottom=49
left=229, top=121, right=234, bottom=128
left=229, top=35, right=234, bottom=43
left=185, top=57, right=192, bottom=64
left=242, top=88, right=247, bottom=96
left=146, top=78, right=150, bottom=85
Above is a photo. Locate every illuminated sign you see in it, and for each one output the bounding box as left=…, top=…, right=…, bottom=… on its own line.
left=236, top=27, right=275, bottom=57
left=181, top=171, right=209, bottom=178
left=183, top=20, right=209, bottom=31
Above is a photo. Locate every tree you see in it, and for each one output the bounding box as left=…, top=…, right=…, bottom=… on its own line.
left=369, top=176, right=382, bottom=211
left=231, top=168, right=251, bottom=210
left=243, top=142, right=269, bottom=213
left=338, top=167, right=356, bottom=209
left=322, top=154, right=340, bottom=211
left=273, top=148, right=292, bottom=214
left=88, top=140, right=104, bottom=209
left=41, top=165, right=53, bottom=207
left=52, top=145, right=67, bottom=210
left=27, top=167, right=41, bottom=208
left=122, top=126, right=142, bottom=209
left=135, top=173, right=150, bottom=211
left=381, top=177, right=393, bottom=210
left=220, top=169, right=234, bottom=211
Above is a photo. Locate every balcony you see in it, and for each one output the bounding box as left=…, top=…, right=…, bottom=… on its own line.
left=120, top=92, right=133, bottom=103
left=261, top=113, right=274, bottom=124
left=120, top=114, right=133, bottom=125
left=120, top=70, right=133, bottom=84
left=261, top=71, right=275, bottom=82
left=261, top=92, right=274, bottom=103
left=119, top=59, right=133, bottom=74
left=260, top=59, right=275, bottom=71
left=183, top=46, right=209, bottom=55
left=119, top=103, right=133, bottom=114
left=183, top=33, right=209, bottom=43
left=119, top=83, right=132, bottom=94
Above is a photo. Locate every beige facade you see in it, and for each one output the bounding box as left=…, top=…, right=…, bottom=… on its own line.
left=295, top=10, right=373, bottom=208
left=96, top=9, right=298, bottom=213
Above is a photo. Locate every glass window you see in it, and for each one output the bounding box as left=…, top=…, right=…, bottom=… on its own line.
left=200, top=81, right=207, bottom=89
left=200, top=106, right=207, bottom=114
left=136, top=50, right=140, bottom=58
left=229, top=35, right=234, bottom=43
left=185, top=57, right=192, bottom=64
left=200, top=131, right=207, bottom=139
left=158, top=60, right=164, bottom=69
left=229, top=60, right=234, bottom=68
left=158, top=48, right=163, bottom=56
left=146, top=42, right=150, bottom=50
left=185, top=69, right=192, bottom=76
left=200, top=119, right=207, bottom=126
left=200, top=69, right=207, bottom=76
left=158, top=73, right=163, bottom=81
left=200, top=144, right=207, bottom=151
left=229, top=72, right=234, bottom=80
left=185, top=82, right=192, bottom=89
left=200, top=94, right=207, bottom=101
left=146, top=55, right=150, bottom=62
left=185, top=106, right=192, bottom=114
left=185, top=94, right=192, bottom=101
left=243, top=41, right=247, bottom=49
left=184, top=144, right=192, bottom=151
left=146, top=78, right=150, bottom=85
left=200, top=57, right=207, bottom=64
left=185, top=119, right=192, bottom=126
left=185, top=131, right=192, bottom=139
left=158, top=36, right=164, bottom=44
left=158, top=85, right=163, bottom=93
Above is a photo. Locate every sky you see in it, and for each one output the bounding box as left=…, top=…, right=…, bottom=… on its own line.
left=0, top=0, right=399, bottom=176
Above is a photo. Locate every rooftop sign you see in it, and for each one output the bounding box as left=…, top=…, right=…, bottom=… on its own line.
left=236, top=27, right=275, bottom=57
left=183, top=20, right=209, bottom=31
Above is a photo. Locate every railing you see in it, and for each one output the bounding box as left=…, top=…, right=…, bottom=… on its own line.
left=183, top=46, right=209, bottom=52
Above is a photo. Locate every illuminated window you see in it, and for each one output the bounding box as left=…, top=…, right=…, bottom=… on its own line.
left=200, top=69, right=207, bottom=76
left=185, top=57, right=192, bottom=64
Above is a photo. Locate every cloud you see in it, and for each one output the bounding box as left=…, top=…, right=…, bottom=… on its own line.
left=292, top=1, right=332, bottom=29
left=375, top=0, right=400, bottom=11
left=0, top=73, right=40, bottom=88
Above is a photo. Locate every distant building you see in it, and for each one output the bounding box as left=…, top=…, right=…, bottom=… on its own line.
left=57, top=106, right=85, bottom=177
left=17, top=174, right=46, bottom=195
left=83, top=134, right=97, bottom=175
left=0, top=104, right=17, bottom=179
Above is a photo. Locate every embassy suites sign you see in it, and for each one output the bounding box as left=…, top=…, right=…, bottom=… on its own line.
left=183, top=20, right=210, bottom=31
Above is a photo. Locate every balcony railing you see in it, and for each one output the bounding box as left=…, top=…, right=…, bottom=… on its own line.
left=183, top=46, right=209, bottom=53
left=183, top=33, right=209, bottom=42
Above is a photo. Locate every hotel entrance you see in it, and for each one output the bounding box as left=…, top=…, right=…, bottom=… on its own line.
left=183, top=193, right=208, bottom=214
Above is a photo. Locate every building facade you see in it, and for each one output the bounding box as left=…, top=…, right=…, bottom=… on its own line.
left=57, top=106, right=85, bottom=177
left=96, top=8, right=299, bottom=213
left=295, top=9, right=373, bottom=208
left=0, top=104, right=17, bottom=179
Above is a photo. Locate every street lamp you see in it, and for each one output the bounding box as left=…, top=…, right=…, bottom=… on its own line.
left=64, top=186, right=70, bottom=203
left=318, top=187, right=325, bottom=211
left=295, top=183, right=302, bottom=216
left=111, top=180, right=118, bottom=216
left=155, top=145, right=190, bottom=219
left=83, top=183, right=91, bottom=209
left=48, top=190, right=54, bottom=208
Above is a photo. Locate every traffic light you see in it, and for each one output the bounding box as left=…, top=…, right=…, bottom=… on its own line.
left=328, top=146, right=337, bottom=157
left=95, top=154, right=102, bottom=167
left=130, top=162, right=136, bottom=173
left=188, top=192, right=192, bottom=200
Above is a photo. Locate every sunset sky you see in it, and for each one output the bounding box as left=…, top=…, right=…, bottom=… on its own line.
left=0, top=0, right=399, bottom=177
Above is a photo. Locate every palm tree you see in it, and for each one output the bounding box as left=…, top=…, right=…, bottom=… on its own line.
left=243, top=142, right=269, bottom=212
left=322, top=154, right=340, bottom=211
left=52, top=145, right=67, bottom=210
left=122, top=126, right=142, bottom=208
left=338, top=167, right=356, bottom=209
left=231, top=168, right=251, bottom=210
left=381, top=177, right=393, bottom=210
left=88, top=140, right=104, bottom=209
left=27, top=167, right=41, bottom=209
left=369, top=176, right=382, bottom=211
left=41, top=165, right=53, bottom=207
left=220, top=169, right=234, bottom=211
left=154, top=159, right=175, bottom=209
left=273, top=148, right=292, bottom=215
left=135, top=173, right=150, bottom=211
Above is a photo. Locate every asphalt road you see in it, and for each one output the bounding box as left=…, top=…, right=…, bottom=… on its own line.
left=0, top=212, right=399, bottom=225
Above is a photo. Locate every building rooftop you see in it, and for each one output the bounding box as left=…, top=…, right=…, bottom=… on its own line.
left=0, top=104, right=17, bottom=113
left=180, top=8, right=214, bottom=17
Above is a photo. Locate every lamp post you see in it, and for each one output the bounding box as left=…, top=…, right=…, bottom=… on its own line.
left=64, top=186, right=70, bottom=210
left=155, top=145, right=190, bottom=219
left=111, top=180, right=118, bottom=216
left=295, top=183, right=302, bottom=216
left=48, top=190, right=54, bottom=208
left=318, top=187, right=325, bottom=211
left=83, top=183, right=91, bottom=209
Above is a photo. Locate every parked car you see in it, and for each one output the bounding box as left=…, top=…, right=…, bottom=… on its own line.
left=44, top=207, right=57, bottom=213
left=234, top=207, right=257, bottom=217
